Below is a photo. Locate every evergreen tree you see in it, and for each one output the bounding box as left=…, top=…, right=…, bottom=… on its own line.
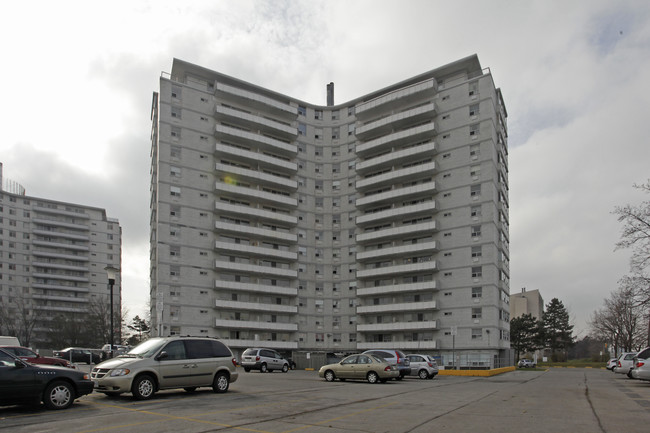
left=510, top=313, right=540, bottom=361
left=543, top=298, right=574, bottom=361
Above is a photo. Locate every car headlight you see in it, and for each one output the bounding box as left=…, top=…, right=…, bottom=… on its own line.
left=109, top=368, right=131, bottom=377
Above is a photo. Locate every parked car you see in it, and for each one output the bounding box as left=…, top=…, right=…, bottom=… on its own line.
left=240, top=348, right=290, bottom=373
left=0, top=346, right=74, bottom=368
left=0, top=347, right=93, bottom=409
left=54, top=347, right=102, bottom=364
left=405, top=354, right=438, bottom=379
left=361, top=349, right=411, bottom=379
left=518, top=359, right=536, bottom=368
left=606, top=358, right=618, bottom=371
left=91, top=336, right=237, bottom=400
left=613, top=352, right=636, bottom=377
left=101, top=344, right=131, bottom=360
left=318, top=353, right=399, bottom=383
left=630, top=347, right=650, bottom=381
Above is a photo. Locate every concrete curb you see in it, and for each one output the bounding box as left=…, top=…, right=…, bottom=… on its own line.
left=438, top=366, right=515, bottom=377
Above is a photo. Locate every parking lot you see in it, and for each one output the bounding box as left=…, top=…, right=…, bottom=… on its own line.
left=1, top=367, right=649, bottom=433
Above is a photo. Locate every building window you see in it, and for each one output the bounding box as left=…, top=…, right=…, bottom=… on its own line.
left=471, top=225, right=481, bottom=237
left=468, top=81, right=479, bottom=96
left=472, top=308, right=482, bottom=319
left=469, top=124, right=480, bottom=136
left=298, top=123, right=306, bottom=135
left=471, top=328, right=482, bottom=339
left=472, top=287, right=483, bottom=298
left=315, top=109, right=322, bottom=120
left=469, top=103, right=480, bottom=116
left=470, top=184, right=481, bottom=197
left=472, top=266, right=482, bottom=278
left=170, top=186, right=181, bottom=197
left=298, top=105, right=306, bottom=116
left=471, top=246, right=482, bottom=258
left=331, top=127, right=340, bottom=140
left=171, top=106, right=181, bottom=119
left=471, top=205, right=481, bottom=218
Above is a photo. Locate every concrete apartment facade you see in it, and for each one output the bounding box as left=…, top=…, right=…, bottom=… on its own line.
left=510, top=288, right=544, bottom=320
left=150, top=55, right=511, bottom=367
left=0, top=164, right=122, bottom=348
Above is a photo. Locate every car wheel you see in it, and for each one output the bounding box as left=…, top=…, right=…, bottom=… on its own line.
left=367, top=371, right=379, bottom=384
left=260, top=363, right=268, bottom=373
left=132, top=375, right=156, bottom=400
left=418, top=369, right=429, bottom=380
left=324, top=370, right=336, bottom=382
left=43, top=380, right=74, bottom=410
left=396, top=374, right=404, bottom=381
left=627, top=371, right=634, bottom=379
left=184, top=387, right=197, bottom=392
left=282, top=364, right=289, bottom=373
left=244, top=367, right=251, bottom=372
left=213, top=372, right=229, bottom=393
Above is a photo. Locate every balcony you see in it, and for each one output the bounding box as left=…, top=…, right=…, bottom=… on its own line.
left=356, top=181, right=436, bottom=208
left=32, top=218, right=89, bottom=231
left=356, top=241, right=438, bottom=262
left=215, top=82, right=297, bottom=119
left=357, top=280, right=437, bottom=297
left=356, top=102, right=436, bottom=140
left=356, top=123, right=436, bottom=157
left=214, top=105, right=297, bottom=140
left=356, top=201, right=437, bottom=226
left=355, top=80, right=437, bottom=120
left=31, top=273, right=89, bottom=282
left=214, top=280, right=297, bottom=296
left=219, top=338, right=298, bottom=350
left=356, top=260, right=438, bottom=279
left=32, top=294, right=87, bottom=303
left=356, top=141, right=435, bottom=173
left=214, top=221, right=297, bottom=243
left=214, top=260, right=297, bottom=278
left=214, top=241, right=298, bottom=261
left=215, top=143, right=297, bottom=172
left=358, top=340, right=438, bottom=350
left=215, top=163, right=297, bottom=190
left=215, top=182, right=297, bottom=207
left=214, top=318, right=298, bottom=332
left=32, top=240, right=89, bottom=251
left=356, top=320, right=437, bottom=332
left=32, top=251, right=89, bottom=261
left=357, top=220, right=437, bottom=243
left=356, top=161, right=436, bottom=191
left=31, top=283, right=89, bottom=293
left=357, top=300, right=437, bottom=315
left=215, top=124, right=297, bottom=156
left=33, top=207, right=90, bottom=219
left=216, top=299, right=297, bottom=314
left=32, top=230, right=89, bottom=241
left=32, top=262, right=88, bottom=272
left=215, top=202, right=297, bottom=225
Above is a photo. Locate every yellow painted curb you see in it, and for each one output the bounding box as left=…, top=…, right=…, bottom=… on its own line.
left=438, top=366, right=515, bottom=377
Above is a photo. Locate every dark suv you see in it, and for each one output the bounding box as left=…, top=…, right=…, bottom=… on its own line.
left=362, top=349, right=411, bottom=380
left=241, top=348, right=290, bottom=373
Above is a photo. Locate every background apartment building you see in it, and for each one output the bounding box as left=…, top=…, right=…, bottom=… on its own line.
left=0, top=163, right=122, bottom=349
left=150, top=54, right=511, bottom=367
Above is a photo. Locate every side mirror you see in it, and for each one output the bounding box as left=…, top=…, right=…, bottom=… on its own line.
left=155, top=351, right=168, bottom=361
left=14, top=359, right=27, bottom=368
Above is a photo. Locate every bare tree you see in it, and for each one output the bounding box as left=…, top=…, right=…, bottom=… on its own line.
left=0, top=292, right=37, bottom=346
left=614, top=180, right=650, bottom=272
left=614, top=180, right=650, bottom=346
left=590, top=285, right=646, bottom=353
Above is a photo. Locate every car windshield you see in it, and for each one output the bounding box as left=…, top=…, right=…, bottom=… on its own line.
left=242, top=349, right=257, bottom=356
left=127, top=338, right=166, bottom=358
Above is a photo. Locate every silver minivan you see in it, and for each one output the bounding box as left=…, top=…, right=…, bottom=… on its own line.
left=91, top=336, right=238, bottom=399
left=241, top=348, right=290, bottom=373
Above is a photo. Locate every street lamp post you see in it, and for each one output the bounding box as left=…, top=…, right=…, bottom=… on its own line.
left=104, top=266, right=119, bottom=359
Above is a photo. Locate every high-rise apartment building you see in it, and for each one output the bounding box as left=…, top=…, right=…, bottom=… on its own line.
left=0, top=163, right=122, bottom=348
left=150, top=55, right=511, bottom=367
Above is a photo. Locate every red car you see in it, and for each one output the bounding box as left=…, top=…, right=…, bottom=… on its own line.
left=0, top=346, right=74, bottom=368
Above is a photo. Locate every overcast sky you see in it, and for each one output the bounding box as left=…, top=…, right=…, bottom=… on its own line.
left=1, top=0, right=648, bottom=337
